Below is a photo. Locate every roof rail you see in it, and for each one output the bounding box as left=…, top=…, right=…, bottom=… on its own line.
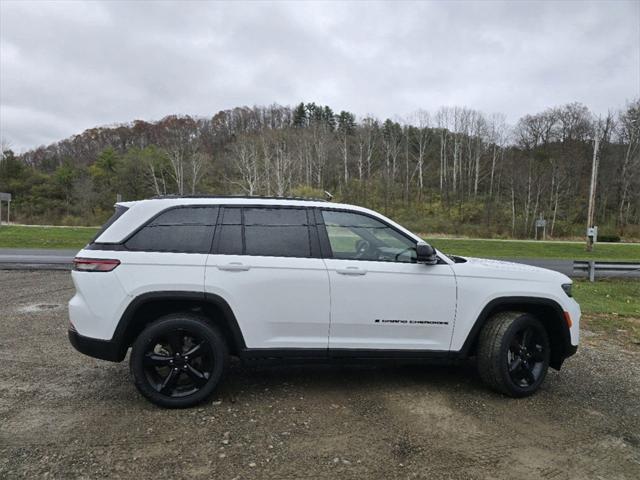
left=150, top=194, right=328, bottom=202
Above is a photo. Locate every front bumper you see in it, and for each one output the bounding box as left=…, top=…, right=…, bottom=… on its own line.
left=68, top=327, right=124, bottom=362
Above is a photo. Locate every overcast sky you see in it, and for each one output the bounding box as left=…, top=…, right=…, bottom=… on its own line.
left=1, top=0, right=638, bottom=152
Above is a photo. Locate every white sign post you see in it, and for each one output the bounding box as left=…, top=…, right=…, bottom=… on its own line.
left=587, top=226, right=598, bottom=250
left=0, top=192, right=11, bottom=225
left=535, top=218, right=547, bottom=240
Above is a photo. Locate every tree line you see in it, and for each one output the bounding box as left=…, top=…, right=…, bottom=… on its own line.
left=1, top=100, right=638, bottom=239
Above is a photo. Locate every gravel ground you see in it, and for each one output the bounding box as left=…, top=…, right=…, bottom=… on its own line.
left=1, top=270, right=639, bottom=479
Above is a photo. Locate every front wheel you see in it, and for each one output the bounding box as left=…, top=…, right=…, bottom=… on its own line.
left=130, top=314, right=228, bottom=408
left=477, top=312, right=550, bottom=397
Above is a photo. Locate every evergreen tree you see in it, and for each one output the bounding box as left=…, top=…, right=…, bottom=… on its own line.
left=337, top=111, right=356, bottom=135
left=292, top=102, right=307, bottom=128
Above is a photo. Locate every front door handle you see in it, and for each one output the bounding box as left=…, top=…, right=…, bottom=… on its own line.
left=336, top=266, right=367, bottom=276
left=218, top=262, right=251, bottom=272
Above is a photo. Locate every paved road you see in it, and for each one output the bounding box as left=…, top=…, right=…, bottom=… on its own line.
left=0, top=248, right=77, bottom=270
left=0, top=248, right=637, bottom=278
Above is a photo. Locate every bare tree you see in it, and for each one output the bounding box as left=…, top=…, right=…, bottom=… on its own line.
left=411, top=110, right=431, bottom=197
left=229, top=135, right=260, bottom=195
left=616, top=100, right=640, bottom=228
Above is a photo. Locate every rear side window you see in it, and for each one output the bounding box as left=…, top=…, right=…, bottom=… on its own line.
left=217, top=207, right=243, bottom=255
left=215, top=207, right=314, bottom=258
left=125, top=206, right=218, bottom=253
left=91, top=205, right=129, bottom=243
left=244, top=208, right=311, bottom=258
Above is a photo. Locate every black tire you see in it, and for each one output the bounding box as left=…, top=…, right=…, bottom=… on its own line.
left=477, top=311, right=550, bottom=398
left=130, top=313, right=228, bottom=408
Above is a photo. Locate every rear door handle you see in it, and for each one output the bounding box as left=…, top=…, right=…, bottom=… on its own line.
left=218, top=262, right=251, bottom=272
left=336, top=266, right=367, bottom=276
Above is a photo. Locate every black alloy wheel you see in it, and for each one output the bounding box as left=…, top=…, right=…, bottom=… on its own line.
left=506, top=325, right=547, bottom=388
left=130, top=314, right=228, bottom=408
left=143, top=329, right=213, bottom=397
left=477, top=311, right=550, bottom=397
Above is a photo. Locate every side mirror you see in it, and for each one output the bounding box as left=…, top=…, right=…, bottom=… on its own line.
left=416, top=242, right=438, bottom=265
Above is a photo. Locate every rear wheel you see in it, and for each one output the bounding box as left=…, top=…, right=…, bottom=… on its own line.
left=477, top=312, right=550, bottom=397
left=130, top=313, right=228, bottom=408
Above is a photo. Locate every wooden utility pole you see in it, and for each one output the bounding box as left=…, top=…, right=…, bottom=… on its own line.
left=586, top=128, right=600, bottom=252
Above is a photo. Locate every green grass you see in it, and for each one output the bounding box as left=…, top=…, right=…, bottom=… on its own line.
left=425, top=238, right=640, bottom=261
left=574, top=279, right=640, bottom=317
left=573, top=279, right=640, bottom=345
left=0, top=225, right=99, bottom=249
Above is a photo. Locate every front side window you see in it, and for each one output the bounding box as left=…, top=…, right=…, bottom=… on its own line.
left=322, top=210, right=416, bottom=263
left=125, top=206, right=218, bottom=253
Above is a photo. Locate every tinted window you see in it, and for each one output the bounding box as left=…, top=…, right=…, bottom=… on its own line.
left=322, top=210, right=416, bottom=263
left=125, top=206, right=218, bottom=253
left=216, top=207, right=243, bottom=254
left=221, top=207, right=241, bottom=225
left=245, top=226, right=310, bottom=257
left=244, top=208, right=308, bottom=225
left=245, top=208, right=311, bottom=258
left=217, top=226, right=243, bottom=254
left=214, top=207, right=312, bottom=258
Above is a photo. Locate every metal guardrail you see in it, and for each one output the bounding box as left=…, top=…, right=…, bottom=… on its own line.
left=573, top=260, right=640, bottom=282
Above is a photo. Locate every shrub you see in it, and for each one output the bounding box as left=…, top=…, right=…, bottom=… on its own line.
left=598, top=234, right=621, bottom=243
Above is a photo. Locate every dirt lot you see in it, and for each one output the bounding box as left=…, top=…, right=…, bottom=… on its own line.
left=1, top=270, right=639, bottom=479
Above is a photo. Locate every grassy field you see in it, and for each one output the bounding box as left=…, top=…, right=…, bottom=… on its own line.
left=574, top=279, right=640, bottom=345
left=574, top=280, right=640, bottom=317
left=426, top=237, right=640, bottom=261
left=0, top=225, right=99, bottom=249
left=0, top=225, right=639, bottom=260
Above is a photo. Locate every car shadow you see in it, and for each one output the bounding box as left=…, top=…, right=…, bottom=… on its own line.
left=216, top=358, right=485, bottom=399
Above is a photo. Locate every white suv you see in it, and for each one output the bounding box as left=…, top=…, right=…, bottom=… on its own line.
left=68, top=197, right=580, bottom=408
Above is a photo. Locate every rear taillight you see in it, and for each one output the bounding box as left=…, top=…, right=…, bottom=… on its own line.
left=73, top=257, right=120, bottom=272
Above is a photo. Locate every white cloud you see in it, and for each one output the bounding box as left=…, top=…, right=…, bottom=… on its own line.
left=1, top=0, right=638, bottom=151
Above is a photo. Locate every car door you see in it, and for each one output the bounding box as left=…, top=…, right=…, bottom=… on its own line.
left=205, top=206, right=331, bottom=351
left=319, top=209, right=457, bottom=352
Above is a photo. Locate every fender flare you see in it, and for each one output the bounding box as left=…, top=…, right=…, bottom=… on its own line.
left=111, top=290, right=247, bottom=359
left=456, top=296, right=572, bottom=368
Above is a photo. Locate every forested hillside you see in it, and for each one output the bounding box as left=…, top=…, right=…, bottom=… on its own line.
left=1, top=100, right=638, bottom=239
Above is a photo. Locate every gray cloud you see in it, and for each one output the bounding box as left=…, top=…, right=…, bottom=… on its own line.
left=1, top=0, right=638, bottom=151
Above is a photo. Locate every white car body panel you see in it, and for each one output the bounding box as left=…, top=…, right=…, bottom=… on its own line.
left=204, top=254, right=331, bottom=349
left=324, top=259, right=457, bottom=350
left=69, top=268, right=130, bottom=340
left=112, top=251, right=207, bottom=298
left=69, top=250, right=207, bottom=340
left=449, top=258, right=580, bottom=349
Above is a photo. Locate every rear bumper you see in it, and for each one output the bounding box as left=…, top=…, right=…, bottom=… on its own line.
left=68, top=328, right=124, bottom=362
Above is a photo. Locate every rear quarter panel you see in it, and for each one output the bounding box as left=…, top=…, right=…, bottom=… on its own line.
left=69, top=250, right=206, bottom=340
